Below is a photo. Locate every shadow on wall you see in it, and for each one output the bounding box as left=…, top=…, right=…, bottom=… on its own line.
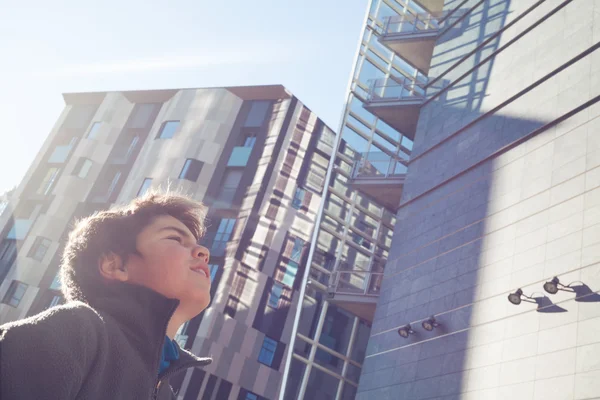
left=357, top=0, right=600, bottom=399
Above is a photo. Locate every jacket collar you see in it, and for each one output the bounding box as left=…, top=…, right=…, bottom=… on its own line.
left=85, top=282, right=211, bottom=375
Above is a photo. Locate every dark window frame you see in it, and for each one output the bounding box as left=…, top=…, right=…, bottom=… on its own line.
left=2, top=280, right=28, bottom=307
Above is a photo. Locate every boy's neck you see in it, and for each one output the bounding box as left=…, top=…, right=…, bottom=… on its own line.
left=166, top=309, right=188, bottom=339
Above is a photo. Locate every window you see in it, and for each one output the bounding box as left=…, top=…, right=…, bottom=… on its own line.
left=245, top=392, right=258, bottom=400
left=258, top=337, right=278, bottom=367
left=282, top=261, right=299, bottom=287
left=179, top=159, right=203, bottom=181
left=211, top=219, right=235, bottom=256
left=7, top=219, right=33, bottom=240
left=290, top=238, right=304, bottom=263
left=241, top=127, right=259, bottom=148
left=106, top=171, right=122, bottom=198
left=74, top=158, right=93, bottom=179
left=208, top=264, right=218, bottom=282
left=125, top=136, right=139, bottom=159
left=37, top=167, right=60, bottom=195
left=2, top=280, right=28, bottom=307
left=244, top=135, right=256, bottom=148
left=137, top=178, right=152, bottom=197
left=48, top=295, right=62, bottom=308
left=292, top=188, right=305, bottom=210
left=48, top=137, right=77, bottom=163
left=50, top=272, right=62, bottom=290
left=28, top=237, right=51, bottom=262
left=216, top=170, right=243, bottom=207
left=244, top=101, right=270, bottom=127
left=0, top=239, right=17, bottom=262
left=87, top=122, right=102, bottom=139
left=268, top=282, right=283, bottom=308
left=0, top=200, right=7, bottom=218
left=157, top=121, right=180, bottom=139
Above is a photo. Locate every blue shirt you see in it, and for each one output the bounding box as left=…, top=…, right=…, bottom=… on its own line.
left=158, top=336, right=180, bottom=375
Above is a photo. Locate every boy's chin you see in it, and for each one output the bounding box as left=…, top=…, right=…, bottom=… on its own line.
left=182, top=292, right=211, bottom=313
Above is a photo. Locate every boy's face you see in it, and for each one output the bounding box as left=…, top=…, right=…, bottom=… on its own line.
left=123, top=215, right=211, bottom=314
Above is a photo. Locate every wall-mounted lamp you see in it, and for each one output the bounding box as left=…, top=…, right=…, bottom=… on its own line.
left=397, top=324, right=414, bottom=338
left=543, top=276, right=571, bottom=295
left=421, top=316, right=440, bottom=331
left=507, top=288, right=536, bottom=305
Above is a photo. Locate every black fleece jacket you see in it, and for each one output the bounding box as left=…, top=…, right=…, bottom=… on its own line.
left=0, top=283, right=211, bottom=399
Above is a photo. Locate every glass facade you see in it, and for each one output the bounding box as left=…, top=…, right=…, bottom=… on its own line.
left=281, top=0, right=425, bottom=398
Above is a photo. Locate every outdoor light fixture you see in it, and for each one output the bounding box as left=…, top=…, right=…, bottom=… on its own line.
left=543, top=276, right=570, bottom=295
left=421, top=316, right=440, bottom=331
left=397, top=324, right=414, bottom=338
left=508, top=288, right=526, bottom=305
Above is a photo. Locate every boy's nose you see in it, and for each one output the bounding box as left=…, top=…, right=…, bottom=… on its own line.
left=194, top=245, right=210, bottom=263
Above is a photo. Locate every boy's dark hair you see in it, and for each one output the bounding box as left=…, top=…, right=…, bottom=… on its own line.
left=60, top=191, right=207, bottom=303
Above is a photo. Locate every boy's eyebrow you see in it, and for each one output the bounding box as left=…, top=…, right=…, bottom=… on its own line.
left=157, top=226, right=195, bottom=241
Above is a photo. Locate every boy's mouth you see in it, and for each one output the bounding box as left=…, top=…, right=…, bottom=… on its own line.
left=190, top=264, right=210, bottom=278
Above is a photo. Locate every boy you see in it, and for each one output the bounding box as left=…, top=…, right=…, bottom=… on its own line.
left=0, top=192, right=213, bottom=399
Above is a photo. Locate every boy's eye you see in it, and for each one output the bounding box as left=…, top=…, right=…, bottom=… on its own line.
left=168, top=236, right=182, bottom=243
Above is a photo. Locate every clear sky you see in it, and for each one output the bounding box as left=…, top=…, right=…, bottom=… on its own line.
left=0, top=0, right=367, bottom=194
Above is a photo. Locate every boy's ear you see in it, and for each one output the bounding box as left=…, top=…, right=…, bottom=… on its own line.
left=98, top=252, right=128, bottom=282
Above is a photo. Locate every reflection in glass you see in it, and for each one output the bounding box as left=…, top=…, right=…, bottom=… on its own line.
left=340, top=126, right=369, bottom=156
left=305, top=366, right=340, bottom=400
left=350, top=97, right=376, bottom=124
left=340, top=243, right=371, bottom=268
left=284, top=358, right=306, bottom=400
left=319, top=305, right=354, bottom=356
left=341, top=382, right=358, bottom=400
left=351, top=320, right=371, bottom=364
left=315, top=347, right=344, bottom=374
left=293, top=336, right=311, bottom=359
left=298, top=287, right=325, bottom=339
left=345, top=362, right=362, bottom=383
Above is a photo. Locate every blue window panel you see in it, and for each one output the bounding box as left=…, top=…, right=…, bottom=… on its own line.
left=292, top=188, right=305, bottom=210
left=48, top=143, right=75, bottom=163
left=87, top=122, right=102, bottom=139
left=258, top=337, right=277, bottom=366
left=244, top=101, right=270, bottom=127
left=290, top=238, right=304, bottom=263
left=208, top=264, right=218, bottom=282
left=282, top=261, right=298, bottom=287
left=50, top=272, right=62, bottom=290
left=268, top=282, right=283, bottom=308
left=227, top=146, right=252, bottom=167
left=157, top=121, right=180, bottom=139
left=211, top=219, right=236, bottom=256
left=7, top=220, right=32, bottom=240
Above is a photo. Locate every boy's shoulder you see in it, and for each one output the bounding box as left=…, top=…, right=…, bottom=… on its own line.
left=0, top=301, right=104, bottom=337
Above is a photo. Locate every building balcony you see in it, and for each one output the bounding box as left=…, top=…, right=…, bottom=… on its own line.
left=415, top=0, right=446, bottom=14
left=378, top=11, right=448, bottom=74
left=364, top=77, right=428, bottom=141
left=327, top=270, right=383, bottom=323
left=349, top=152, right=406, bottom=210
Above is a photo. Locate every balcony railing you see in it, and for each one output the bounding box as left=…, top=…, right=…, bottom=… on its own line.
left=380, top=8, right=465, bottom=38
left=367, top=76, right=428, bottom=104
left=351, top=151, right=408, bottom=180
left=328, top=270, right=384, bottom=297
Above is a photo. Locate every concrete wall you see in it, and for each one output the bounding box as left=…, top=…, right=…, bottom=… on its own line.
left=359, top=1, right=600, bottom=399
